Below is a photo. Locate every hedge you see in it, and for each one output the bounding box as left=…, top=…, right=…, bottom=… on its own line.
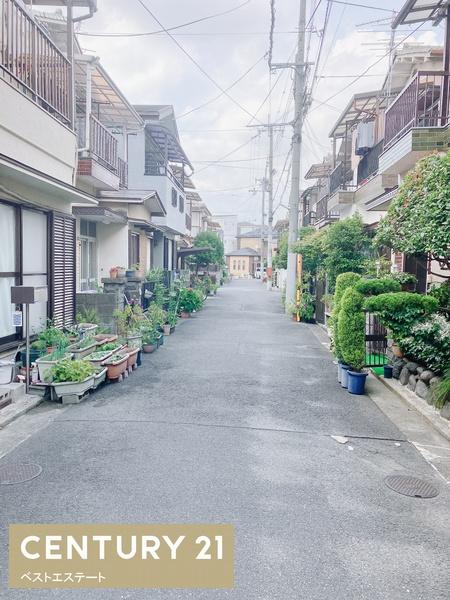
left=339, top=287, right=366, bottom=372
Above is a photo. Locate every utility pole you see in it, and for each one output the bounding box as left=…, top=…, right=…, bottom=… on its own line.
left=266, top=125, right=274, bottom=290
left=284, top=0, right=307, bottom=313
left=258, top=173, right=268, bottom=277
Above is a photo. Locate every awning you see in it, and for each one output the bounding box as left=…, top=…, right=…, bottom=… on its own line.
left=73, top=206, right=127, bottom=224
left=329, top=90, right=381, bottom=138
left=99, top=190, right=166, bottom=217
left=75, top=57, right=143, bottom=129
left=177, top=247, right=211, bottom=257
left=393, top=0, right=450, bottom=27
left=0, top=154, right=98, bottom=206
left=304, top=164, right=332, bottom=180
left=154, top=224, right=184, bottom=237
left=145, top=124, right=193, bottom=169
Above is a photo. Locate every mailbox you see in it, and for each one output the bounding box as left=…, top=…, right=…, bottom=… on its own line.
left=11, top=286, right=48, bottom=305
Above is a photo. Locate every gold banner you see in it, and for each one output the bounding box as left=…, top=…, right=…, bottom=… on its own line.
left=9, top=524, right=234, bottom=589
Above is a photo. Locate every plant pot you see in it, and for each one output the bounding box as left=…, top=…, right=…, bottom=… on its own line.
left=104, top=354, right=128, bottom=381
left=77, top=323, right=98, bottom=334
left=337, top=362, right=342, bottom=384
left=142, top=343, right=157, bottom=354
left=340, top=365, right=350, bottom=389
left=383, top=365, right=393, bottom=379
left=126, top=333, right=143, bottom=350
left=20, top=349, right=43, bottom=368
left=117, top=267, right=126, bottom=278
left=84, top=350, right=115, bottom=368
left=109, top=267, right=118, bottom=279
left=157, top=333, right=164, bottom=347
left=93, top=367, right=107, bottom=390
left=347, top=371, right=368, bottom=395
left=93, top=334, right=118, bottom=346
left=35, top=353, right=72, bottom=383
left=180, top=311, right=190, bottom=319
left=126, top=269, right=136, bottom=279
left=123, top=346, right=139, bottom=369
left=69, top=340, right=97, bottom=360
left=392, top=342, right=404, bottom=358
left=52, top=374, right=95, bottom=399
left=163, top=324, right=171, bottom=335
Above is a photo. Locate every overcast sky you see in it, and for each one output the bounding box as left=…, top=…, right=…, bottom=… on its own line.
left=76, top=0, right=443, bottom=224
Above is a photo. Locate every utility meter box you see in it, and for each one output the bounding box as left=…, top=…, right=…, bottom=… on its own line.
left=11, top=286, right=48, bottom=305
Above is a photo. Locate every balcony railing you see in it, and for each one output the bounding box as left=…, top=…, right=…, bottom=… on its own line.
left=384, top=71, right=450, bottom=149
left=357, top=140, right=384, bottom=184
left=77, top=114, right=119, bottom=173
left=315, top=197, right=339, bottom=224
left=303, top=211, right=316, bottom=227
left=145, top=160, right=185, bottom=193
left=185, top=213, right=192, bottom=231
left=0, top=0, right=70, bottom=124
left=118, top=157, right=128, bottom=189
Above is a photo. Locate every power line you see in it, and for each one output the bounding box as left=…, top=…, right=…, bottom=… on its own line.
left=194, top=135, right=260, bottom=174
left=135, top=0, right=264, bottom=124
left=330, top=0, right=393, bottom=11
left=177, top=54, right=266, bottom=119
left=78, top=0, right=252, bottom=37
left=193, top=154, right=284, bottom=163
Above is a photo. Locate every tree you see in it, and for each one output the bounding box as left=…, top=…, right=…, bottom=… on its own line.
left=375, top=151, right=450, bottom=269
left=291, top=227, right=325, bottom=276
left=322, top=214, right=370, bottom=289
left=189, top=231, right=225, bottom=267
left=273, top=232, right=288, bottom=269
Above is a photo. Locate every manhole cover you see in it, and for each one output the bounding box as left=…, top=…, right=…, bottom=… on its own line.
left=0, top=463, right=42, bottom=485
left=384, top=475, right=439, bottom=498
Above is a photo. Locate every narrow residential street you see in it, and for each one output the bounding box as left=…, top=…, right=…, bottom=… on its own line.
left=1, top=279, right=450, bottom=599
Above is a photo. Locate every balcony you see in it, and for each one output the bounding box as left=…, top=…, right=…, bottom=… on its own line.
left=357, top=140, right=384, bottom=184
left=303, top=211, right=316, bottom=227
left=384, top=71, right=449, bottom=149
left=144, top=159, right=185, bottom=193
left=315, top=197, right=339, bottom=228
left=76, top=114, right=124, bottom=190
left=0, top=0, right=70, bottom=124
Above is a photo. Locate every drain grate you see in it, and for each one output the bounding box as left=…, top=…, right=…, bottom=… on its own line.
left=384, top=475, right=439, bottom=498
left=0, top=463, right=42, bottom=485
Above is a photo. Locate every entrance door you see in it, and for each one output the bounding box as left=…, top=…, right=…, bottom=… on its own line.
left=80, top=220, right=98, bottom=291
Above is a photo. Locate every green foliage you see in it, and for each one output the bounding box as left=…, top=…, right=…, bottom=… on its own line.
left=292, top=227, right=325, bottom=276
left=331, top=272, right=362, bottom=360
left=104, top=353, right=127, bottom=364
left=189, top=231, right=225, bottom=267
left=389, top=272, right=417, bottom=286
left=71, top=336, right=95, bottom=350
left=273, top=232, right=288, bottom=270
left=114, top=304, right=144, bottom=336
left=153, top=282, right=168, bottom=307
left=99, top=342, right=122, bottom=352
left=299, top=291, right=315, bottom=322
left=179, top=288, right=203, bottom=313
left=363, top=256, right=392, bottom=278
left=374, top=152, right=450, bottom=266
left=355, top=278, right=401, bottom=297
left=428, top=281, right=450, bottom=309
left=146, top=303, right=167, bottom=329
left=338, top=287, right=365, bottom=371
left=146, top=267, right=164, bottom=283
left=432, top=366, right=450, bottom=409
left=140, top=323, right=159, bottom=345
left=38, top=323, right=70, bottom=349
left=401, top=314, right=450, bottom=375
left=322, top=214, right=371, bottom=289
left=76, top=307, right=100, bottom=325
left=364, top=292, right=438, bottom=341
left=50, top=359, right=94, bottom=383
left=85, top=350, right=112, bottom=361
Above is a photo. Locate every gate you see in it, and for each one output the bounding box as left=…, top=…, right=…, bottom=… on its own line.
left=315, top=278, right=326, bottom=324
left=365, top=312, right=388, bottom=367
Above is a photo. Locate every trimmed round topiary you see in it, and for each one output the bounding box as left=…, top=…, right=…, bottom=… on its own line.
left=355, top=278, right=401, bottom=297
left=338, top=287, right=365, bottom=372
left=331, top=272, right=362, bottom=361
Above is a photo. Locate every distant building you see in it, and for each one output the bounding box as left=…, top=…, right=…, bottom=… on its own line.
left=226, top=248, right=260, bottom=278
left=212, top=214, right=238, bottom=254
left=236, top=226, right=279, bottom=257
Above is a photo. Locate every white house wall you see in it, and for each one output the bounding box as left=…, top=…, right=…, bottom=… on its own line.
left=0, top=78, right=77, bottom=185
left=97, top=222, right=129, bottom=278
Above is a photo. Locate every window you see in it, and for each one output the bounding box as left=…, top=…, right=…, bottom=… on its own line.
left=129, top=232, right=140, bottom=268
left=179, top=194, right=184, bottom=213
left=171, top=188, right=178, bottom=208
left=237, top=260, right=241, bottom=271
left=233, top=261, right=236, bottom=270
left=80, top=219, right=97, bottom=291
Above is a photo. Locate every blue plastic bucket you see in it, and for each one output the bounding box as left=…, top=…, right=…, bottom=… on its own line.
left=383, top=365, right=393, bottom=379
left=347, top=371, right=368, bottom=395
left=341, top=365, right=350, bottom=389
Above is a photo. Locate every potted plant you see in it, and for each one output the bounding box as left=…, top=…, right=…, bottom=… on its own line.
left=38, top=324, right=70, bottom=354
left=92, top=366, right=108, bottom=390
left=109, top=266, right=118, bottom=279
left=287, top=302, right=299, bottom=322
left=122, top=345, right=139, bottom=370
left=97, top=341, right=123, bottom=354
left=35, top=345, right=72, bottom=382
left=338, top=287, right=368, bottom=395
left=93, top=333, right=118, bottom=345
left=142, top=326, right=158, bottom=353
left=69, top=336, right=97, bottom=360
left=84, top=348, right=115, bottom=368
left=178, top=288, right=202, bottom=318
left=391, top=271, right=418, bottom=292
left=20, top=339, right=46, bottom=368
left=167, top=312, right=178, bottom=333
left=49, top=359, right=95, bottom=400
left=299, top=291, right=315, bottom=323
left=114, top=303, right=144, bottom=348
left=103, top=352, right=129, bottom=381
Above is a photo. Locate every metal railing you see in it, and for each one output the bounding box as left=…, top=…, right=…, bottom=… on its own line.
left=302, top=211, right=315, bottom=227
left=89, top=114, right=118, bottom=172
left=384, top=71, right=449, bottom=149
left=315, top=196, right=339, bottom=224
left=357, top=140, right=384, bottom=184
left=0, top=0, right=70, bottom=124
left=118, top=157, right=128, bottom=189
left=145, top=159, right=185, bottom=192
left=329, top=162, right=344, bottom=195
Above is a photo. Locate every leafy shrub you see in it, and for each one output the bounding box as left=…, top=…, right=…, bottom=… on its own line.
left=76, top=306, right=100, bottom=325
left=364, top=292, right=438, bottom=340
left=99, top=342, right=122, bottom=352
left=38, top=325, right=69, bottom=349
left=299, top=291, right=315, bottom=322
left=428, top=281, right=450, bottom=309
left=400, top=314, right=450, bottom=374
left=331, top=272, right=362, bottom=360
left=179, top=288, right=203, bottom=313
left=72, top=336, right=95, bottom=350
left=114, top=303, right=144, bottom=335
left=338, top=287, right=365, bottom=371
left=50, top=359, right=94, bottom=383
left=389, top=272, right=417, bottom=286
left=147, top=303, right=167, bottom=329
left=355, top=278, right=401, bottom=297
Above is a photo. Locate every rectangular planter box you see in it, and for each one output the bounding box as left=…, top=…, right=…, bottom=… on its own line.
left=127, top=334, right=143, bottom=349
left=35, top=353, right=72, bottom=383
left=52, top=375, right=95, bottom=399
left=123, top=347, right=139, bottom=369
left=93, top=334, right=118, bottom=346
left=93, top=367, right=107, bottom=390
left=103, top=354, right=129, bottom=381
left=69, top=341, right=98, bottom=360
left=84, top=350, right=115, bottom=368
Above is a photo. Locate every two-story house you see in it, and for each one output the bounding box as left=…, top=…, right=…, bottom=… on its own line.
left=0, top=0, right=98, bottom=350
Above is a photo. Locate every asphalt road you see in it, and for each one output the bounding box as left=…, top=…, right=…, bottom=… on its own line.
left=1, top=279, right=450, bottom=599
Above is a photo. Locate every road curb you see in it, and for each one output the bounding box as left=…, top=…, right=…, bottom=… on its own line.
left=0, top=395, right=42, bottom=430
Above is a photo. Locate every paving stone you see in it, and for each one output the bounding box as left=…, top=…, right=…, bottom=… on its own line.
left=399, top=366, right=410, bottom=386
